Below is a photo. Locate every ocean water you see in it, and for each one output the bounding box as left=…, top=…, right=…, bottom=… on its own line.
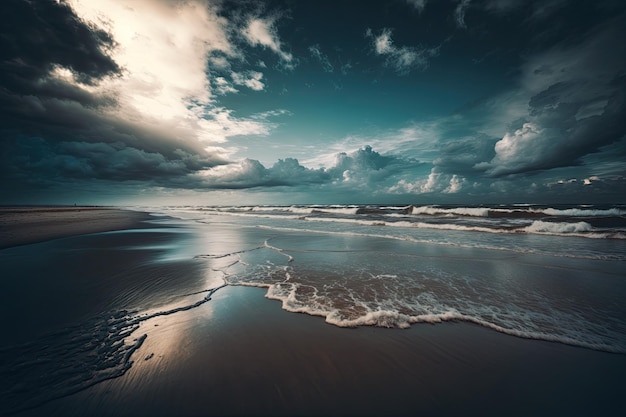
left=154, top=203, right=626, bottom=353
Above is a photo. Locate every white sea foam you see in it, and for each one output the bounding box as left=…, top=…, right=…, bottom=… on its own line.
left=249, top=205, right=362, bottom=215
left=523, top=220, right=593, bottom=234
left=543, top=207, right=626, bottom=217
left=312, top=206, right=360, bottom=215
left=289, top=206, right=315, bottom=214
left=264, top=239, right=295, bottom=262
left=303, top=216, right=507, bottom=234
left=380, top=205, right=413, bottom=210
left=266, top=212, right=625, bottom=240
left=261, top=283, right=625, bottom=353
left=252, top=205, right=290, bottom=212
left=411, top=206, right=491, bottom=217
left=407, top=205, right=626, bottom=218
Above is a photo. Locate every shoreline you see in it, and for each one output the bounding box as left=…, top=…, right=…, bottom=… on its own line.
left=0, top=206, right=153, bottom=249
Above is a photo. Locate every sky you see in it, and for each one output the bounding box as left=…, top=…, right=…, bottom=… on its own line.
left=1, top=0, right=625, bottom=206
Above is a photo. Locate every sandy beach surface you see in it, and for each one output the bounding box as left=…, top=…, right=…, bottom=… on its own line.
left=1, top=207, right=625, bottom=416
left=0, top=206, right=153, bottom=249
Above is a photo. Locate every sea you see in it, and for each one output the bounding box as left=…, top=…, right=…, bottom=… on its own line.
left=151, top=203, right=626, bottom=354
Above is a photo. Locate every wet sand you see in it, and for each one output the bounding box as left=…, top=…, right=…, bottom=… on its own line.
left=1, top=208, right=625, bottom=416
left=0, top=206, right=153, bottom=249
left=16, top=284, right=626, bottom=417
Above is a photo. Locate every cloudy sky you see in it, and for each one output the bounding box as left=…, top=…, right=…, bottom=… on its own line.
left=1, top=0, right=625, bottom=205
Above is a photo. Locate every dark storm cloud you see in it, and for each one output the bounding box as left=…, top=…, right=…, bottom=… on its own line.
left=0, top=0, right=119, bottom=92
left=433, top=134, right=497, bottom=174
left=1, top=137, right=224, bottom=186
left=474, top=15, right=626, bottom=177
left=0, top=0, right=120, bottom=137
left=0, top=2, right=109, bottom=138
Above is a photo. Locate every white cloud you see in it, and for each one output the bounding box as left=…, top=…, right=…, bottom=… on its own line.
left=455, top=0, right=472, bottom=28
left=192, top=156, right=329, bottom=189
left=243, top=17, right=294, bottom=65
left=475, top=122, right=549, bottom=175
left=388, top=168, right=465, bottom=194
left=406, top=0, right=427, bottom=13
left=309, top=44, right=334, bottom=72
left=195, top=158, right=268, bottom=188
left=366, top=28, right=438, bottom=74
left=190, top=145, right=425, bottom=191
left=232, top=71, right=265, bottom=91
left=372, top=28, right=394, bottom=54
left=421, top=169, right=440, bottom=193
left=445, top=175, right=464, bottom=193
left=340, top=62, right=353, bottom=75
left=302, top=122, right=440, bottom=168
left=193, top=107, right=280, bottom=144
left=68, top=0, right=232, bottom=120
left=213, top=77, right=238, bottom=95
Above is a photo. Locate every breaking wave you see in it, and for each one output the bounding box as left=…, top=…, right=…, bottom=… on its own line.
left=411, top=206, right=491, bottom=217
left=523, top=220, right=593, bottom=234
left=543, top=207, right=626, bottom=217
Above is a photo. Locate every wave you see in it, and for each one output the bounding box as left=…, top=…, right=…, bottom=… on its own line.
left=523, top=220, right=593, bottom=234
left=542, top=207, right=626, bottom=217
left=298, top=216, right=625, bottom=240
left=411, top=205, right=490, bottom=217
left=260, top=282, right=624, bottom=354
left=410, top=205, right=626, bottom=218
left=250, top=205, right=361, bottom=215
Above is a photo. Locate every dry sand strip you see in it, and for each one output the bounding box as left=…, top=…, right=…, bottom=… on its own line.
left=0, top=207, right=152, bottom=249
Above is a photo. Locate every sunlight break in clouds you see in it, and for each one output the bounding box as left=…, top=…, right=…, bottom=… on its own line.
left=68, top=0, right=227, bottom=120
left=64, top=0, right=282, bottom=149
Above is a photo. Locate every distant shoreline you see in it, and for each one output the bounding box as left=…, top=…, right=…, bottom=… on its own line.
left=0, top=206, right=152, bottom=249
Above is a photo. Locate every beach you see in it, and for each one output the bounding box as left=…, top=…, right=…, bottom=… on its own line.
left=0, top=207, right=153, bottom=249
left=1, top=207, right=625, bottom=416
